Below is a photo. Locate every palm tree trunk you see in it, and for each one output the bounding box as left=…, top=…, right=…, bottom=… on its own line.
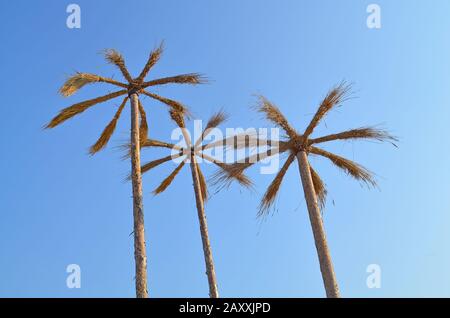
left=189, top=151, right=219, bottom=298
left=296, top=150, right=340, bottom=298
left=129, top=92, right=149, bottom=298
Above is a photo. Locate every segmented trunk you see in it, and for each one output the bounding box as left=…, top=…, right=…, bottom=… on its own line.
left=296, top=150, right=340, bottom=298
left=189, top=152, right=219, bottom=298
left=130, top=93, right=149, bottom=298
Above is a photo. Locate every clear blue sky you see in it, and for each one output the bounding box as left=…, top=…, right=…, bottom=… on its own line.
left=1, top=0, right=449, bottom=297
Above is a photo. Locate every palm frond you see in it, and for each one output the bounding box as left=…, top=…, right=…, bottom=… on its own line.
left=141, top=139, right=179, bottom=150
left=153, top=161, right=185, bottom=194
left=204, top=110, right=228, bottom=132
left=169, top=109, right=186, bottom=128
left=45, top=89, right=127, bottom=128
left=143, top=73, right=207, bottom=88
left=195, top=110, right=229, bottom=147
left=138, top=100, right=148, bottom=143
left=121, top=139, right=181, bottom=160
left=310, top=165, right=327, bottom=210
left=196, top=163, right=208, bottom=201
left=136, top=41, right=164, bottom=82
left=89, top=96, right=128, bottom=155
left=208, top=161, right=253, bottom=189
left=255, top=95, right=297, bottom=138
left=59, top=73, right=127, bottom=97
left=309, top=126, right=398, bottom=146
left=104, top=49, right=133, bottom=83
left=141, top=90, right=189, bottom=116
left=258, top=153, right=296, bottom=217
left=141, top=153, right=183, bottom=176
left=304, top=82, right=352, bottom=138
left=310, top=146, right=376, bottom=187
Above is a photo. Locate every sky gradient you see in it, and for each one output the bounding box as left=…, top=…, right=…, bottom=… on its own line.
left=1, top=0, right=450, bottom=297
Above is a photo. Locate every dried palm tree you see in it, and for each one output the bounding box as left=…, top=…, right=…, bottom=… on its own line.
left=138, top=109, right=251, bottom=298
left=45, top=42, right=205, bottom=298
left=213, top=82, right=397, bottom=298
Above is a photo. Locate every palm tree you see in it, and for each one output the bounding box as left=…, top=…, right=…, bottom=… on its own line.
left=214, top=82, right=397, bottom=298
left=45, top=43, right=205, bottom=298
left=137, top=109, right=251, bottom=298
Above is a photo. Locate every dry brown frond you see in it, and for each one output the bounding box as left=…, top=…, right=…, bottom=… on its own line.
left=209, top=162, right=253, bottom=189
left=141, top=153, right=183, bottom=176
left=45, top=89, right=127, bottom=128
left=169, top=109, right=186, bottom=128
left=258, top=153, right=296, bottom=217
left=141, top=90, right=190, bottom=116
left=309, top=126, right=398, bottom=146
left=153, top=161, right=185, bottom=194
left=310, top=165, right=327, bottom=210
left=138, top=100, right=148, bottom=143
left=143, top=73, right=207, bottom=88
left=141, top=139, right=179, bottom=150
left=104, top=49, right=133, bottom=83
left=304, top=82, right=352, bottom=138
left=310, top=146, right=376, bottom=187
left=195, top=163, right=208, bottom=201
left=205, top=110, right=228, bottom=132
left=89, top=96, right=128, bottom=155
left=255, top=95, right=297, bottom=138
left=121, top=140, right=180, bottom=160
left=136, top=42, right=164, bottom=82
left=195, top=110, right=229, bottom=147
left=59, top=73, right=127, bottom=97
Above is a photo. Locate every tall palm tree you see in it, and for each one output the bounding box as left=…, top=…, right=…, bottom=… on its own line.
left=137, top=109, right=251, bottom=298
left=45, top=43, right=205, bottom=298
left=214, top=82, right=397, bottom=298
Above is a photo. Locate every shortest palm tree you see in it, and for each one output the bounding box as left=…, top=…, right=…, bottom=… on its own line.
left=213, top=82, right=397, bottom=298
left=137, top=110, right=251, bottom=298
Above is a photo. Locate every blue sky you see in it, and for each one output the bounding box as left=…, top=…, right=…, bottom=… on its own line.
left=1, top=0, right=450, bottom=297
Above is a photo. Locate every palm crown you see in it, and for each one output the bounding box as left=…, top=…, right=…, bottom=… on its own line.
left=138, top=109, right=252, bottom=196
left=215, top=82, right=397, bottom=216
left=46, top=42, right=206, bottom=154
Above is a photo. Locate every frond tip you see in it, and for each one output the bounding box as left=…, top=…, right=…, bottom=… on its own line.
left=59, top=73, right=127, bottom=97
left=258, top=153, right=296, bottom=217
left=45, top=90, right=127, bottom=129
left=310, top=146, right=376, bottom=187
left=136, top=41, right=164, bottom=82
left=141, top=90, right=189, bottom=115
left=309, top=126, right=398, bottom=145
left=310, top=165, right=327, bottom=210
left=209, top=162, right=253, bottom=189
left=304, top=81, right=352, bottom=137
left=153, top=161, right=185, bottom=194
left=169, top=109, right=186, bottom=128
left=143, top=73, right=207, bottom=87
left=59, top=73, right=100, bottom=97
left=89, top=97, right=128, bottom=155
left=255, top=95, right=297, bottom=138
left=104, top=49, right=133, bottom=82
